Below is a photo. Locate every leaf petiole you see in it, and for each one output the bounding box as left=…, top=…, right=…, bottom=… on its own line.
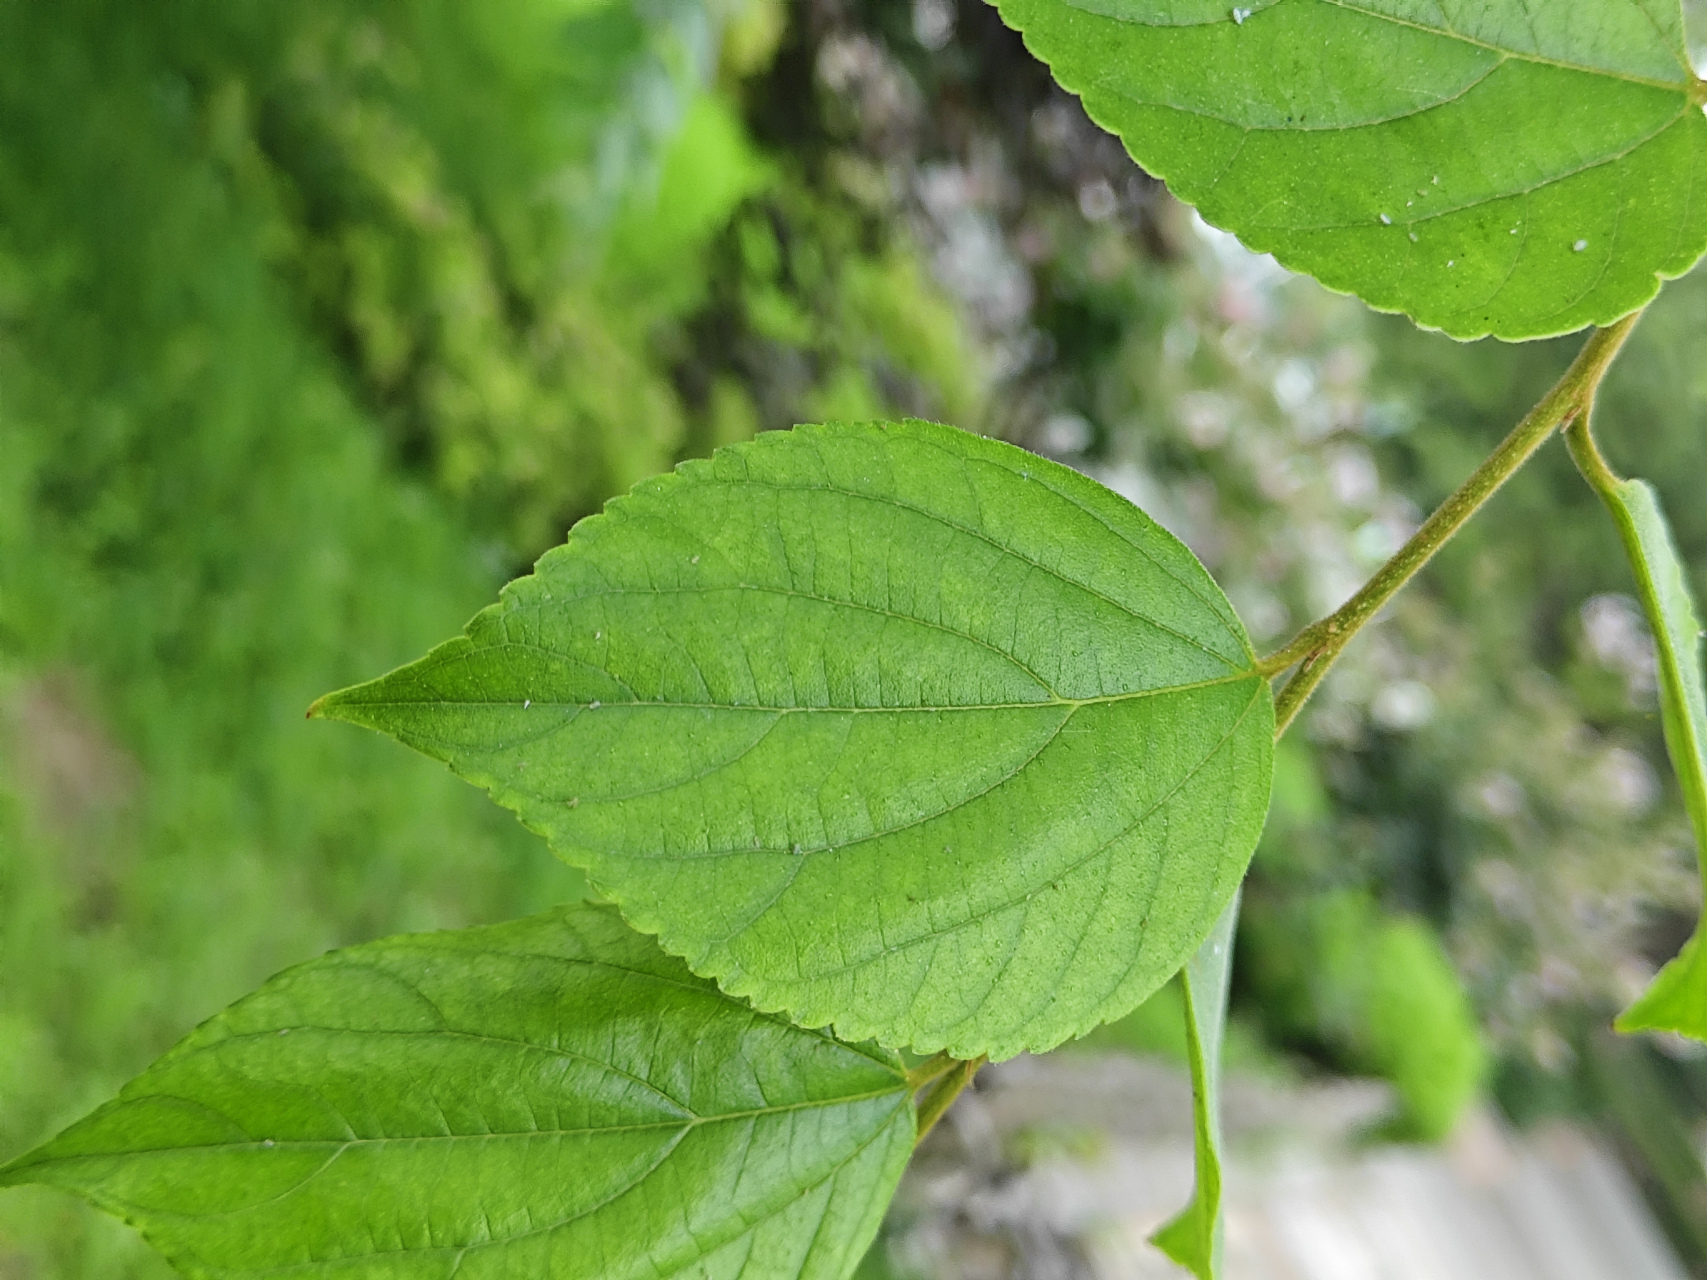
left=913, top=1056, right=985, bottom=1145
left=904, top=1051, right=961, bottom=1092
left=1263, top=310, right=1643, bottom=737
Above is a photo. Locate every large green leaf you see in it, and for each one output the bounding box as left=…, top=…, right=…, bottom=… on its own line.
left=992, top=0, right=1707, bottom=340
left=1589, top=480, right=1707, bottom=1039
left=1151, top=889, right=1238, bottom=1280
left=313, top=420, right=1274, bottom=1060
left=0, top=904, right=914, bottom=1280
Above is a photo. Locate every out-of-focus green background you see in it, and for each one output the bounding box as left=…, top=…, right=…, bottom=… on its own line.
left=4, top=1, right=1707, bottom=1274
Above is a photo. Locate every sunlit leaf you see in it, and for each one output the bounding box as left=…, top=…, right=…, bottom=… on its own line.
left=313, top=420, right=1274, bottom=1059
left=1151, top=888, right=1238, bottom=1280
left=0, top=904, right=914, bottom=1280
left=991, top=0, right=1707, bottom=339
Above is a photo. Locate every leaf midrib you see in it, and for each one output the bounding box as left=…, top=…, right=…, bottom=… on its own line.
left=52, top=1082, right=911, bottom=1159
left=341, top=668, right=1258, bottom=718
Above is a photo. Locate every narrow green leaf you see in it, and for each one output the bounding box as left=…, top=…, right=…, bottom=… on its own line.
left=1151, top=888, right=1238, bottom=1280
left=313, top=420, right=1275, bottom=1060
left=991, top=0, right=1707, bottom=340
left=1588, top=480, right=1707, bottom=1038
left=0, top=904, right=914, bottom=1280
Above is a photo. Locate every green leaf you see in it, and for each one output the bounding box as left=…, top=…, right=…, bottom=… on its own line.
left=1150, top=888, right=1238, bottom=1280
left=0, top=903, right=914, bottom=1280
left=1588, top=479, right=1707, bottom=1038
left=312, top=420, right=1275, bottom=1060
left=991, top=0, right=1707, bottom=340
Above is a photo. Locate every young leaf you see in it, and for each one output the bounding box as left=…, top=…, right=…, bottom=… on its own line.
left=991, top=0, right=1707, bottom=340
left=313, top=420, right=1275, bottom=1060
left=0, top=904, right=914, bottom=1280
left=1150, top=888, right=1239, bottom=1280
left=1582, top=479, right=1707, bottom=1039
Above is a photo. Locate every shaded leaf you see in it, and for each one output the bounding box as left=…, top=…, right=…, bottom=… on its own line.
left=0, top=904, right=914, bottom=1280
left=1592, top=480, right=1707, bottom=1038
left=991, top=0, right=1707, bottom=339
left=1151, top=888, right=1238, bottom=1280
left=314, top=420, right=1274, bottom=1059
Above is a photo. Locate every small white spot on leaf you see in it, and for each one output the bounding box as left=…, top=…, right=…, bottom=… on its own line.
left=1232, top=6, right=1251, bottom=22
left=523, top=699, right=531, bottom=709
left=1408, top=232, right=1418, bottom=243
left=588, top=700, right=601, bottom=709
left=1573, top=239, right=1589, bottom=252
left=1379, top=213, right=1392, bottom=225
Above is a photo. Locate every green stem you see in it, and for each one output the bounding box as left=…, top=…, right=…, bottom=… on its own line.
left=913, top=1056, right=984, bottom=1145
left=1263, top=310, right=1642, bottom=739
left=904, top=1051, right=959, bottom=1092
left=1560, top=389, right=1622, bottom=495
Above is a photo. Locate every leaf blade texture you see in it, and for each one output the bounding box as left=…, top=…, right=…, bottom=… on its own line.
left=0, top=904, right=914, bottom=1280
left=1151, top=888, right=1239, bottom=1279
left=313, top=420, right=1275, bottom=1059
left=990, top=0, right=1707, bottom=340
left=1599, top=481, right=1707, bottom=1038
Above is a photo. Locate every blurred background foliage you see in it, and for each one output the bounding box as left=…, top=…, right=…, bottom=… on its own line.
left=4, top=0, right=1707, bottom=1274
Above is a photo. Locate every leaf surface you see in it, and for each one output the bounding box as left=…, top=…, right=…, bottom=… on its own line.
left=991, top=0, right=1707, bottom=339
left=0, top=904, right=913, bottom=1280
left=313, top=420, right=1274, bottom=1059
left=1594, top=480, right=1707, bottom=1038
left=1151, top=888, right=1238, bottom=1280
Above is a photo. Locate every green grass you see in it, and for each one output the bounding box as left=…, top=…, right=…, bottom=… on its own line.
left=0, top=12, right=585, bottom=1272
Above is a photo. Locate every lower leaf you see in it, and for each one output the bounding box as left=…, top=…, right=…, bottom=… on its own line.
left=1151, top=888, right=1239, bottom=1280
left=1618, top=932, right=1707, bottom=1037
left=0, top=903, right=914, bottom=1280
left=1578, top=472, right=1707, bottom=1041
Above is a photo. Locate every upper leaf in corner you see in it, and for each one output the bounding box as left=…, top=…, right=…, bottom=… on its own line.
left=312, top=420, right=1274, bottom=1061
left=991, top=0, right=1707, bottom=340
